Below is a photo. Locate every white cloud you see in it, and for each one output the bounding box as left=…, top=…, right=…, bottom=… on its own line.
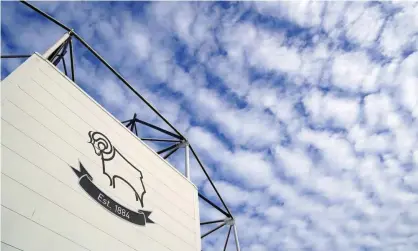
left=396, top=52, right=418, bottom=118
left=332, top=51, right=381, bottom=92
left=264, top=205, right=284, bottom=222
left=97, top=79, right=126, bottom=107
left=304, top=90, right=360, bottom=129
left=187, top=126, right=229, bottom=157
left=348, top=125, right=391, bottom=154
left=345, top=5, right=384, bottom=46
left=221, top=22, right=302, bottom=75
left=298, top=128, right=358, bottom=171
left=275, top=146, right=313, bottom=179
left=192, top=88, right=281, bottom=148
left=252, top=44, right=302, bottom=74
left=130, top=32, right=151, bottom=61
left=364, top=93, right=395, bottom=130
left=379, top=4, right=418, bottom=57
left=223, top=149, right=275, bottom=188
left=188, top=126, right=275, bottom=188
left=322, top=2, right=347, bottom=34
left=204, top=181, right=251, bottom=207
left=252, top=1, right=324, bottom=29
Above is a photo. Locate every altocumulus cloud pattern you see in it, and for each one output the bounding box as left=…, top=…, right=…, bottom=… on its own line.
left=2, top=2, right=418, bottom=251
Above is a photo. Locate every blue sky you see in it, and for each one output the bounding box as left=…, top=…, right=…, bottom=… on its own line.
left=2, top=1, right=418, bottom=250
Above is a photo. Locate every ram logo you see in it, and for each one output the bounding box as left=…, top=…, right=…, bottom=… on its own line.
left=88, top=131, right=147, bottom=208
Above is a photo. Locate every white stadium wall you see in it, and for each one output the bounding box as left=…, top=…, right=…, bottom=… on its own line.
left=1, top=53, right=201, bottom=251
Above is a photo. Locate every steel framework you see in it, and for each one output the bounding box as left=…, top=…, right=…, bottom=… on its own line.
left=1, top=1, right=241, bottom=250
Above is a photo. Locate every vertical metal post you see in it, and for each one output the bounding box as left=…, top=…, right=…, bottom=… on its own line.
left=185, top=142, right=190, bottom=180
left=233, top=224, right=241, bottom=251
left=69, top=36, right=75, bottom=82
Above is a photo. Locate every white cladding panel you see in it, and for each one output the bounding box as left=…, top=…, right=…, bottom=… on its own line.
left=1, top=54, right=201, bottom=251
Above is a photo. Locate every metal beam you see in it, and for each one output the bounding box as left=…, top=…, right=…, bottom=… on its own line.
left=124, top=120, right=134, bottom=129
left=124, top=114, right=137, bottom=134
left=233, top=225, right=241, bottom=251
left=130, top=119, right=135, bottom=132
left=1, top=55, right=31, bottom=59
left=122, top=119, right=133, bottom=124
left=140, top=138, right=181, bottom=143
left=224, top=225, right=232, bottom=251
left=62, top=56, right=68, bottom=76
left=128, top=113, right=137, bottom=133
left=133, top=121, right=138, bottom=136
left=200, top=219, right=225, bottom=226
left=50, top=44, right=65, bottom=65
left=198, top=193, right=230, bottom=218
left=163, top=145, right=180, bottom=159
left=185, top=142, right=190, bottom=179
left=157, top=143, right=180, bottom=155
left=69, top=37, right=75, bottom=82
left=191, top=146, right=233, bottom=217
left=131, top=113, right=137, bottom=122
left=20, top=1, right=71, bottom=32
left=52, top=42, right=69, bottom=66
left=135, top=119, right=182, bottom=140
left=201, top=222, right=226, bottom=239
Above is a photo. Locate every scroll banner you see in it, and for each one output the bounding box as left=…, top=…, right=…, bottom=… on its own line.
left=71, top=163, right=154, bottom=226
